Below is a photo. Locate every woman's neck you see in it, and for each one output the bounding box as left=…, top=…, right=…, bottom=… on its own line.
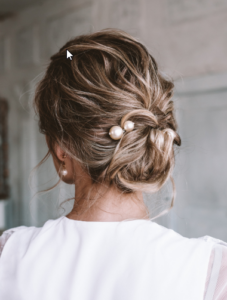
left=67, top=184, right=150, bottom=222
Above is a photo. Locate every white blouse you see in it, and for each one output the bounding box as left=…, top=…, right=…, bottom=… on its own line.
left=0, top=216, right=227, bottom=300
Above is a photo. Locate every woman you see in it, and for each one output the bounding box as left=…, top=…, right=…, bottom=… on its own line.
left=0, top=29, right=226, bottom=300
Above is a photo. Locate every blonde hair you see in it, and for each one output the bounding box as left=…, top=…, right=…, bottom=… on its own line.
left=33, top=28, right=181, bottom=219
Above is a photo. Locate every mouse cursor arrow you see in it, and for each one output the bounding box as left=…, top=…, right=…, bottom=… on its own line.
left=66, top=50, right=73, bottom=60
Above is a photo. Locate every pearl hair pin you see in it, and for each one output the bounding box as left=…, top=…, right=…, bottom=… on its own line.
left=124, top=120, right=135, bottom=132
left=109, top=120, right=135, bottom=140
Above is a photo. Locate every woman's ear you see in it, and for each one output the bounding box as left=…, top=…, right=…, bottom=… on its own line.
left=54, top=143, right=65, bottom=162
left=45, top=135, right=65, bottom=161
left=45, top=135, right=75, bottom=184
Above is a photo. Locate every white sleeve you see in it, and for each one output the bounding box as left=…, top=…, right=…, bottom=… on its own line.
left=203, top=237, right=227, bottom=300
left=0, top=231, right=15, bottom=257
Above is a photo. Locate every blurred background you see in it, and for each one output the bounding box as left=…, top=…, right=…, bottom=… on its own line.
left=0, top=0, right=227, bottom=240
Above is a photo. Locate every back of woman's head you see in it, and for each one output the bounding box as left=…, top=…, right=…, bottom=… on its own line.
left=34, top=28, right=181, bottom=216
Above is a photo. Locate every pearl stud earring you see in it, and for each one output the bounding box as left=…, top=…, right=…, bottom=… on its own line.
left=61, top=154, right=68, bottom=176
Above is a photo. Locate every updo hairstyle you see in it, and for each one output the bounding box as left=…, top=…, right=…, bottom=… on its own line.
left=34, top=28, right=181, bottom=218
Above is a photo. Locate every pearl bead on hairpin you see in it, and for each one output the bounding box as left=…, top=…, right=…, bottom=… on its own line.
left=109, top=120, right=135, bottom=140
left=124, top=120, right=135, bottom=132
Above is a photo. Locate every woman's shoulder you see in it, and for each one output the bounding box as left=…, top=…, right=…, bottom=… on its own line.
left=196, top=235, right=227, bottom=246
left=0, top=230, right=16, bottom=257
left=0, top=224, right=42, bottom=258
left=201, top=236, right=227, bottom=300
left=152, top=222, right=227, bottom=248
left=0, top=217, right=66, bottom=258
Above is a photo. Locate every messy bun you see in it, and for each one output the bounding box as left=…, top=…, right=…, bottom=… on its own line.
left=34, top=28, right=181, bottom=217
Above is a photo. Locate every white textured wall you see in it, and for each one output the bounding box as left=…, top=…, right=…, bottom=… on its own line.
left=143, top=0, right=227, bottom=78
left=0, top=0, right=227, bottom=239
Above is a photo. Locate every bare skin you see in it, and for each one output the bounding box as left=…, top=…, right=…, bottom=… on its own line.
left=51, top=141, right=150, bottom=222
